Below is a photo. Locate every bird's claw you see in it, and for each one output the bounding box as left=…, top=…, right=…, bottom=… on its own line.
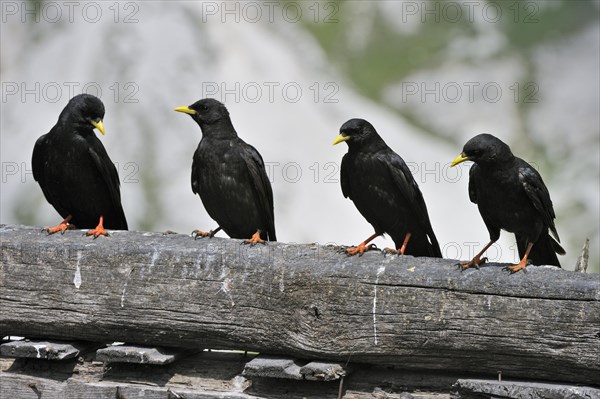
left=83, top=216, right=109, bottom=238
left=192, top=229, right=211, bottom=239
left=44, top=223, right=71, bottom=235
left=383, top=247, right=401, bottom=256
left=84, top=230, right=109, bottom=239
left=241, top=241, right=268, bottom=246
left=346, top=243, right=377, bottom=257
left=457, top=256, right=487, bottom=271
left=504, top=259, right=529, bottom=274
left=242, top=231, right=266, bottom=246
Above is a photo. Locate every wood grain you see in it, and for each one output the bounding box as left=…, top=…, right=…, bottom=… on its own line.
left=1, top=224, right=598, bottom=384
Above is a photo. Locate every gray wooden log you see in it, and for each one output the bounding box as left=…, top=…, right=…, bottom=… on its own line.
left=0, top=352, right=455, bottom=399
left=95, top=344, right=187, bottom=365
left=453, top=379, right=600, bottom=399
left=242, top=355, right=304, bottom=380
left=300, top=361, right=347, bottom=381
left=1, top=224, right=599, bottom=385
left=0, top=339, right=97, bottom=360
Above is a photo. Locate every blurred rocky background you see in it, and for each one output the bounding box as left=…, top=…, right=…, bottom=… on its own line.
left=1, top=0, right=598, bottom=271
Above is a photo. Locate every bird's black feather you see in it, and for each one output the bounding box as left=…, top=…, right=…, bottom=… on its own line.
left=336, top=119, right=441, bottom=257
left=458, top=133, right=563, bottom=266
left=180, top=99, right=276, bottom=241
left=32, top=94, right=128, bottom=230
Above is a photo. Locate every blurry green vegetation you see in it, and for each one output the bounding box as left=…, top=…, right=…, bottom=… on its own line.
left=301, top=0, right=598, bottom=143
left=491, top=0, right=598, bottom=49
left=304, top=0, right=468, bottom=101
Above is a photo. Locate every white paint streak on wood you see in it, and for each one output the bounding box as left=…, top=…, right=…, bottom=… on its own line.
left=373, top=265, right=386, bottom=345
left=73, top=251, right=82, bottom=289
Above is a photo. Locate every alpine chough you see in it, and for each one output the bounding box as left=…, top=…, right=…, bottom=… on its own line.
left=451, top=133, right=565, bottom=272
left=32, top=94, right=128, bottom=237
left=333, top=118, right=442, bottom=257
left=174, top=99, right=276, bottom=244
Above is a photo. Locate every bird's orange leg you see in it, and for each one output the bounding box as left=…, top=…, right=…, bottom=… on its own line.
left=384, top=232, right=412, bottom=255
left=244, top=229, right=266, bottom=245
left=505, top=242, right=533, bottom=274
left=459, top=240, right=495, bottom=270
left=44, top=215, right=74, bottom=235
left=347, top=232, right=380, bottom=256
left=192, top=227, right=222, bottom=239
left=85, top=216, right=109, bottom=238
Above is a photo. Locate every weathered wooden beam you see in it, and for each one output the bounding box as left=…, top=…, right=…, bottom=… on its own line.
left=1, top=339, right=98, bottom=360
left=96, top=344, right=188, bottom=365
left=1, top=224, right=598, bottom=384
left=453, top=379, right=600, bottom=398
left=1, top=352, right=456, bottom=399
left=243, top=355, right=304, bottom=380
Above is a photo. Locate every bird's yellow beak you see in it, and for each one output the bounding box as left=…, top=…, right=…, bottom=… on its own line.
left=451, top=153, right=469, bottom=167
left=91, top=120, right=105, bottom=135
left=174, top=106, right=197, bottom=115
left=333, top=134, right=350, bottom=145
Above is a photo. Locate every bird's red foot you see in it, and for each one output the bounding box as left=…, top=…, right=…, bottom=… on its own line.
left=244, top=230, right=266, bottom=245
left=383, top=233, right=411, bottom=256
left=505, top=259, right=528, bottom=274
left=85, top=216, right=109, bottom=238
left=458, top=256, right=488, bottom=271
left=44, top=216, right=73, bottom=235
left=346, top=242, right=375, bottom=256
left=192, top=226, right=221, bottom=239
left=192, top=229, right=211, bottom=239
left=45, top=222, right=72, bottom=235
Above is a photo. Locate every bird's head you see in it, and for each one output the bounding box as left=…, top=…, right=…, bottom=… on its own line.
left=60, top=94, right=105, bottom=135
left=333, top=118, right=381, bottom=150
left=174, top=98, right=230, bottom=129
left=451, top=133, right=514, bottom=168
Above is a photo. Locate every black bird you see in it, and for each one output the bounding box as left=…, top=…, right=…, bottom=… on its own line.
left=32, top=94, right=128, bottom=237
left=451, top=133, right=565, bottom=272
left=174, top=99, right=276, bottom=244
left=333, top=119, right=442, bottom=257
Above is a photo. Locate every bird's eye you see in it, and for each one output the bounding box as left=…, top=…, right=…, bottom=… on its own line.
left=201, top=105, right=209, bottom=112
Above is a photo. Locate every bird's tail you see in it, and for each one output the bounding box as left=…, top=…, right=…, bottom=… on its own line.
left=428, top=233, right=443, bottom=258
left=520, top=232, right=564, bottom=267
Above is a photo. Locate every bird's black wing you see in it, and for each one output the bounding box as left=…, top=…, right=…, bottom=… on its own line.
left=32, top=134, right=49, bottom=193
left=518, top=164, right=559, bottom=242
left=191, top=146, right=201, bottom=195
left=32, top=135, right=46, bottom=184
left=468, top=164, right=480, bottom=204
left=87, top=139, right=128, bottom=229
left=241, top=143, right=277, bottom=241
left=32, top=133, right=69, bottom=216
left=340, top=153, right=352, bottom=199
left=379, top=151, right=442, bottom=256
